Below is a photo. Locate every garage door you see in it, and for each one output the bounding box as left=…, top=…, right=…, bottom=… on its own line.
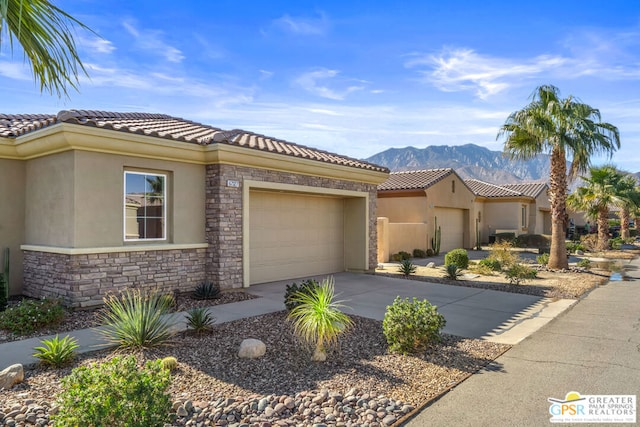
left=249, top=191, right=345, bottom=284
left=433, top=208, right=465, bottom=252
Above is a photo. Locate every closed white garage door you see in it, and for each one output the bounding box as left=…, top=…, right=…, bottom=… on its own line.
left=434, top=208, right=465, bottom=252
left=249, top=191, right=344, bottom=284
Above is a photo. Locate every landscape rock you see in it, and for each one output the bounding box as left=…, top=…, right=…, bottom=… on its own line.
left=238, top=338, right=266, bottom=359
left=0, top=364, right=24, bottom=390
left=426, top=262, right=436, bottom=268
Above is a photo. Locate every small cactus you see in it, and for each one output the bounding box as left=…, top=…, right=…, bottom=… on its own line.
left=160, top=356, right=178, bottom=371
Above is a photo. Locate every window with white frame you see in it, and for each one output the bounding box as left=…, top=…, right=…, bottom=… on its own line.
left=124, top=171, right=166, bottom=241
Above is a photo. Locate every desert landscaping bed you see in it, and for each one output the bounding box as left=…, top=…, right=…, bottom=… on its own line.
left=0, top=312, right=509, bottom=426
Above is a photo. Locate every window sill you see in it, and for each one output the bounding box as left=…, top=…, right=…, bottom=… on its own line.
left=21, top=243, right=208, bottom=255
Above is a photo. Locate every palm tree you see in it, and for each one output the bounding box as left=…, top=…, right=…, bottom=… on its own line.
left=0, top=0, right=94, bottom=97
left=498, top=85, right=620, bottom=268
left=567, top=166, right=637, bottom=251
left=617, top=175, right=640, bottom=240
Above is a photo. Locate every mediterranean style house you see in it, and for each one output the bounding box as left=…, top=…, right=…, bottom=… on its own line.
left=376, top=169, right=551, bottom=262
left=0, top=110, right=388, bottom=307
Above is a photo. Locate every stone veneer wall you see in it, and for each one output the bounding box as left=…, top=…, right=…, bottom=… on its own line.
left=23, top=248, right=206, bottom=308
left=205, top=164, right=379, bottom=290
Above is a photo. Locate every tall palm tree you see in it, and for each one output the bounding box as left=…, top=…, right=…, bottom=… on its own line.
left=567, top=166, right=637, bottom=251
left=0, top=0, right=94, bottom=97
left=498, top=85, right=620, bottom=268
left=614, top=175, right=640, bottom=240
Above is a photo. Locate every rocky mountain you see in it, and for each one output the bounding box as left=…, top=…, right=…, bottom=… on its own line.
left=366, top=144, right=553, bottom=184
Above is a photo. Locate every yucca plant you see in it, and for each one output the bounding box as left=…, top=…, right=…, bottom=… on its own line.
left=33, top=334, right=79, bottom=368
left=193, top=282, right=221, bottom=300
left=185, top=307, right=216, bottom=334
left=444, top=264, right=463, bottom=280
left=287, top=276, right=353, bottom=362
left=100, top=289, right=176, bottom=350
left=397, top=259, right=417, bottom=278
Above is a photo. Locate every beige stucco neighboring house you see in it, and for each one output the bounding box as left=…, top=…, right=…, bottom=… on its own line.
left=0, top=110, right=388, bottom=307
left=376, top=169, right=477, bottom=261
left=465, top=179, right=551, bottom=241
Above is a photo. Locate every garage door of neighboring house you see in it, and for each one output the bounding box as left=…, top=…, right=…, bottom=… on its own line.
left=249, top=190, right=345, bottom=285
left=433, top=208, right=465, bottom=252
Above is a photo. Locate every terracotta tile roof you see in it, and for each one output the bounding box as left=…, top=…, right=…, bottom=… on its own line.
left=0, top=110, right=388, bottom=173
left=502, top=182, right=548, bottom=198
left=378, top=168, right=455, bottom=191
left=465, top=179, right=525, bottom=198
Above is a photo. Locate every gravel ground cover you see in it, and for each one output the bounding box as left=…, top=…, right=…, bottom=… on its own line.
left=0, top=312, right=509, bottom=427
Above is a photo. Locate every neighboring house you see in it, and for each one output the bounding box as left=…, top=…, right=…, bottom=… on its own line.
left=465, top=179, right=551, bottom=240
left=0, top=110, right=388, bottom=307
left=376, top=169, right=477, bottom=261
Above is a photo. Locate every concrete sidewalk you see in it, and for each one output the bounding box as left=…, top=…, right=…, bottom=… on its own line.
left=404, top=257, right=640, bottom=426
left=1, top=272, right=574, bottom=369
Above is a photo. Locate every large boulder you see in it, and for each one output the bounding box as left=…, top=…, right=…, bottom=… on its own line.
left=238, top=338, right=266, bottom=359
left=0, top=364, right=24, bottom=390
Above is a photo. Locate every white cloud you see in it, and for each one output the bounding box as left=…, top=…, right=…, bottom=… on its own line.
left=78, top=36, right=116, bottom=54
left=0, top=61, right=31, bottom=80
left=272, top=12, right=329, bottom=35
left=122, top=20, right=184, bottom=63
left=406, top=48, right=568, bottom=99
left=294, top=69, right=365, bottom=100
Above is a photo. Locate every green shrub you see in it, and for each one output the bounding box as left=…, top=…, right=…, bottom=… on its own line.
left=443, top=264, right=463, bottom=280
left=426, top=248, right=434, bottom=257
left=577, top=259, right=591, bottom=269
left=383, top=296, right=446, bottom=355
left=630, top=229, right=637, bottom=238
left=479, top=258, right=502, bottom=271
left=566, top=242, right=586, bottom=253
left=488, top=241, right=519, bottom=268
left=193, top=282, right=221, bottom=300
left=33, top=335, right=78, bottom=368
left=494, top=232, right=516, bottom=243
left=185, top=307, right=216, bottom=334
left=473, top=264, right=497, bottom=276
left=536, top=252, right=550, bottom=265
left=99, top=289, right=176, bottom=350
left=284, top=279, right=319, bottom=312
left=53, top=355, right=172, bottom=427
left=505, top=264, right=537, bottom=285
left=287, top=276, right=352, bottom=362
left=514, top=234, right=551, bottom=248
left=412, top=249, right=427, bottom=258
left=398, top=259, right=417, bottom=278
left=444, top=248, right=469, bottom=269
left=160, top=356, right=178, bottom=372
left=609, top=237, right=624, bottom=250
left=398, top=251, right=412, bottom=260
left=0, top=298, right=65, bottom=335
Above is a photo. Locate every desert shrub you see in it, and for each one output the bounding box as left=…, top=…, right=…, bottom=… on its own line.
left=53, top=355, right=172, bottom=427
left=609, top=237, right=624, bottom=250
left=577, top=259, right=591, bottom=269
left=398, top=251, right=412, bottom=260
left=630, top=229, right=638, bottom=238
left=426, top=248, right=434, bottom=257
left=444, top=248, right=469, bottom=269
left=185, top=307, right=216, bottom=334
left=494, top=232, right=516, bottom=244
left=287, top=276, right=352, bottom=361
left=479, top=258, right=502, bottom=271
left=398, top=259, right=417, bottom=278
left=515, top=234, right=551, bottom=248
left=383, top=296, right=446, bottom=355
left=505, top=264, right=537, bottom=285
left=160, top=356, right=178, bottom=372
left=488, top=241, right=519, bottom=268
left=472, top=264, right=497, bottom=276
left=536, top=252, right=550, bottom=265
left=580, top=234, right=598, bottom=252
left=193, top=282, right=221, bottom=300
left=100, top=289, right=176, bottom=350
left=412, top=249, right=427, bottom=258
left=284, top=279, right=319, bottom=312
left=33, top=335, right=78, bottom=368
left=566, top=242, right=586, bottom=253
left=0, top=298, right=65, bottom=335
left=443, top=264, right=463, bottom=280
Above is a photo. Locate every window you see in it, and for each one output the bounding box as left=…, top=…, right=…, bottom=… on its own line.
left=124, top=171, right=166, bottom=241
left=521, top=205, right=527, bottom=228
left=452, top=180, right=455, bottom=193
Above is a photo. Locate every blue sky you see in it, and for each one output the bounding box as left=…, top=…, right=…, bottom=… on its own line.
left=1, top=0, right=639, bottom=171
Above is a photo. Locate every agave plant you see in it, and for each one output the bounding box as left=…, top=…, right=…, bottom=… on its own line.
left=443, top=264, right=463, bottom=280
left=193, top=282, right=221, bottom=300
left=397, top=259, right=417, bottom=278
left=287, top=276, right=352, bottom=362
left=100, top=289, right=176, bottom=349
left=33, top=334, right=79, bottom=367
left=185, top=307, right=216, bottom=334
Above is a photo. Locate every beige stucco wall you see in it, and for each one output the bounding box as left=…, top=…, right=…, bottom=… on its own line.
left=481, top=200, right=522, bottom=238
left=377, top=195, right=428, bottom=223
left=0, top=158, right=25, bottom=294
left=24, top=151, right=206, bottom=248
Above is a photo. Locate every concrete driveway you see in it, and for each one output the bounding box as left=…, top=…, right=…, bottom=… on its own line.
left=249, top=272, right=575, bottom=345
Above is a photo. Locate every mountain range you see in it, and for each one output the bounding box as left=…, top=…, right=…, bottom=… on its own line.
left=365, top=144, right=553, bottom=184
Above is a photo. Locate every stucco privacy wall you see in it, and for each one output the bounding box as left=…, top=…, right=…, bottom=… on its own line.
left=205, top=163, right=378, bottom=289
left=0, top=159, right=25, bottom=294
